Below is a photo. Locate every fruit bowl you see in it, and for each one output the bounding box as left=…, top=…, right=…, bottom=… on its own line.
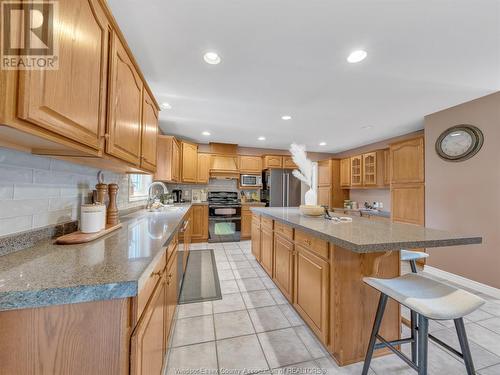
left=299, top=205, right=324, bottom=216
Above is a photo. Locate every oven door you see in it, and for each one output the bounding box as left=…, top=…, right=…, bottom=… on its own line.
left=208, top=206, right=241, bottom=242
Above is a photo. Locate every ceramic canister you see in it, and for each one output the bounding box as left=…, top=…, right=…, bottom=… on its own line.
left=80, top=204, right=106, bottom=233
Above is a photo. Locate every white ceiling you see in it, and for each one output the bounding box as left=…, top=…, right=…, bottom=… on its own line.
left=108, top=0, right=500, bottom=152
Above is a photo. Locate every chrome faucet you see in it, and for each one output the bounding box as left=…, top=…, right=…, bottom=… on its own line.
left=146, top=181, right=169, bottom=210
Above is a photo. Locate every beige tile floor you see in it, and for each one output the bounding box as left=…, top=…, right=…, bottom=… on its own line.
left=164, top=241, right=500, bottom=375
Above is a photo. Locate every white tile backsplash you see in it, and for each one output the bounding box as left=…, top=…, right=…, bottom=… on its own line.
left=0, top=147, right=148, bottom=236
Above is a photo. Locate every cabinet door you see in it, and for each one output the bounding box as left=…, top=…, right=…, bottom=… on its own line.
left=191, top=205, right=208, bottom=241
left=181, top=142, right=198, bottom=182
left=294, top=246, right=329, bottom=345
left=317, top=186, right=332, bottom=208
left=107, top=33, right=143, bottom=165
left=362, top=152, right=377, bottom=186
left=340, top=158, right=351, bottom=187
left=241, top=209, right=252, bottom=239
left=283, top=156, right=297, bottom=169
left=239, top=156, right=262, bottom=173
left=251, top=218, right=261, bottom=261
left=273, top=234, right=294, bottom=302
left=350, top=156, right=363, bottom=186
left=391, top=184, right=425, bottom=225
left=131, top=277, right=166, bottom=375
left=383, top=149, right=391, bottom=186
left=197, top=153, right=211, bottom=183
left=141, top=90, right=158, bottom=172
left=260, top=227, right=274, bottom=276
left=165, top=252, right=178, bottom=349
left=317, top=160, right=332, bottom=186
left=172, top=140, right=180, bottom=182
left=263, top=155, right=283, bottom=169
left=17, top=0, right=109, bottom=152
left=390, top=137, right=424, bottom=184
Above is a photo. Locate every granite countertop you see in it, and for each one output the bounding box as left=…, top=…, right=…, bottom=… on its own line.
left=251, top=207, right=482, bottom=253
left=242, top=201, right=266, bottom=206
left=0, top=205, right=191, bottom=311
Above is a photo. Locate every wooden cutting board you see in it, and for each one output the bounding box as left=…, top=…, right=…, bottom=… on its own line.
left=55, top=223, right=122, bottom=245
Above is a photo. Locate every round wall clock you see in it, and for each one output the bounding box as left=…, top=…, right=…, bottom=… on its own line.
left=435, top=125, right=484, bottom=162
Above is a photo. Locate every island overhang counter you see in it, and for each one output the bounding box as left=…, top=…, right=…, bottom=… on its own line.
left=249, top=206, right=482, bottom=366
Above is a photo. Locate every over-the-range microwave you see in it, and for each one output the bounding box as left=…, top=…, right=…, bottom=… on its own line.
left=240, top=174, right=262, bottom=187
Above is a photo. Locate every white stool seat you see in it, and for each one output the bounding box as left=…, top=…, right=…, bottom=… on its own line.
left=364, top=273, right=485, bottom=320
left=400, top=249, right=429, bottom=262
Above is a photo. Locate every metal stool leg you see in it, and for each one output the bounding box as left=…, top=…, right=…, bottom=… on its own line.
left=410, top=259, right=418, bottom=273
left=417, top=314, right=429, bottom=375
left=410, top=310, right=418, bottom=363
left=455, top=318, right=476, bottom=375
left=362, top=293, right=388, bottom=375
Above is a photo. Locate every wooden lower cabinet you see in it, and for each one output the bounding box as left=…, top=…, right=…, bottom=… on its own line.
left=273, top=234, right=294, bottom=302
left=165, top=252, right=178, bottom=350
left=293, top=245, right=329, bottom=345
left=241, top=207, right=252, bottom=239
left=260, top=226, right=274, bottom=276
left=191, top=205, right=208, bottom=242
left=131, top=275, right=167, bottom=375
left=251, top=215, right=261, bottom=261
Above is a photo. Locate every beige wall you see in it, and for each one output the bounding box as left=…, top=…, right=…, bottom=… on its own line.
left=425, top=91, right=500, bottom=288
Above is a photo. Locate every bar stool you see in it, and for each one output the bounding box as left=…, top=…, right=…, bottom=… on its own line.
left=362, top=273, right=485, bottom=375
left=401, top=249, right=429, bottom=273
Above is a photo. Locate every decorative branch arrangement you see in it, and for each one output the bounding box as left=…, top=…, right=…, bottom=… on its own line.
left=289, top=143, right=318, bottom=206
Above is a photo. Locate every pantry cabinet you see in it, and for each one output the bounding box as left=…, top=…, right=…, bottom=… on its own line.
left=273, top=234, right=294, bottom=302
left=181, top=142, right=198, bottom=183
left=197, top=153, right=211, bottom=184
left=107, top=33, right=143, bottom=165
left=140, top=89, right=159, bottom=172
left=239, top=155, right=263, bottom=173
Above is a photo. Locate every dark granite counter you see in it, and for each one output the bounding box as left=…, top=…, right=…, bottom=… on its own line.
left=251, top=207, right=482, bottom=253
left=0, top=205, right=191, bottom=311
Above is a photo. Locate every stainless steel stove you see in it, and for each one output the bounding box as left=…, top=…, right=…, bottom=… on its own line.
left=208, top=191, right=241, bottom=243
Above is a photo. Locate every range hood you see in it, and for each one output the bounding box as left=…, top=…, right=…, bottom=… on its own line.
left=209, top=143, right=239, bottom=179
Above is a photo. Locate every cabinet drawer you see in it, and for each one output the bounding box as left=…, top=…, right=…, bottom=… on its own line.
left=261, top=216, right=274, bottom=229
left=274, top=221, right=294, bottom=240
left=295, top=230, right=329, bottom=259
left=137, top=251, right=167, bottom=320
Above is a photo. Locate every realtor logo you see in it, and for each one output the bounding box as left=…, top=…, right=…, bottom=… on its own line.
left=1, top=1, right=59, bottom=70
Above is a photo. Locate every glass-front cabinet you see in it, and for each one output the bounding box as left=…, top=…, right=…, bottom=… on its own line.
left=362, top=152, right=377, bottom=185
left=350, top=156, right=363, bottom=186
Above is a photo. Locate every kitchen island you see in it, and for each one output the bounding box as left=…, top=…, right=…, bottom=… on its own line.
left=0, top=205, right=192, bottom=375
left=250, top=207, right=481, bottom=366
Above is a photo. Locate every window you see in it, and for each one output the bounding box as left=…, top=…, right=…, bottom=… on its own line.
left=129, top=174, right=152, bottom=201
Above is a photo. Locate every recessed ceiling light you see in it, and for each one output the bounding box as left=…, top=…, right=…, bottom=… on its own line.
left=258, top=136, right=266, bottom=141
left=319, top=142, right=327, bottom=146
left=161, top=102, right=172, bottom=109
left=361, top=125, right=373, bottom=130
left=202, top=131, right=211, bottom=136
left=347, top=50, right=367, bottom=63
left=281, top=115, right=292, bottom=120
left=203, top=52, right=221, bottom=65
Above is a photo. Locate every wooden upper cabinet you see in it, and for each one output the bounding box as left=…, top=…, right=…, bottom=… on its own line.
left=197, top=153, right=211, bottom=184
left=383, top=149, right=391, bottom=186
left=155, top=136, right=180, bottom=182
left=239, top=155, right=262, bottom=174
left=140, top=89, right=158, bottom=172
left=390, top=137, right=424, bottom=184
left=263, top=155, right=283, bottom=169
left=181, top=141, right=198, bottom=183
left=283, top=156, right=297, bottom=169
left=362, top=152, right=377, bottom=186
left=340, top=158, right=351, bottom=187
left=17, top=0, right=109, bottom=152
left=107, top=33, right=143, bottom=165
left=131, top=277, right=166, bottom=375
left=317, top=160, right=332, bottom=186
left=350, top=156, right=362, bottom=186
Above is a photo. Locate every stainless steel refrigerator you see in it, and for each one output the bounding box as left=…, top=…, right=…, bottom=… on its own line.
left=263, top=169, right=302, bottom=207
